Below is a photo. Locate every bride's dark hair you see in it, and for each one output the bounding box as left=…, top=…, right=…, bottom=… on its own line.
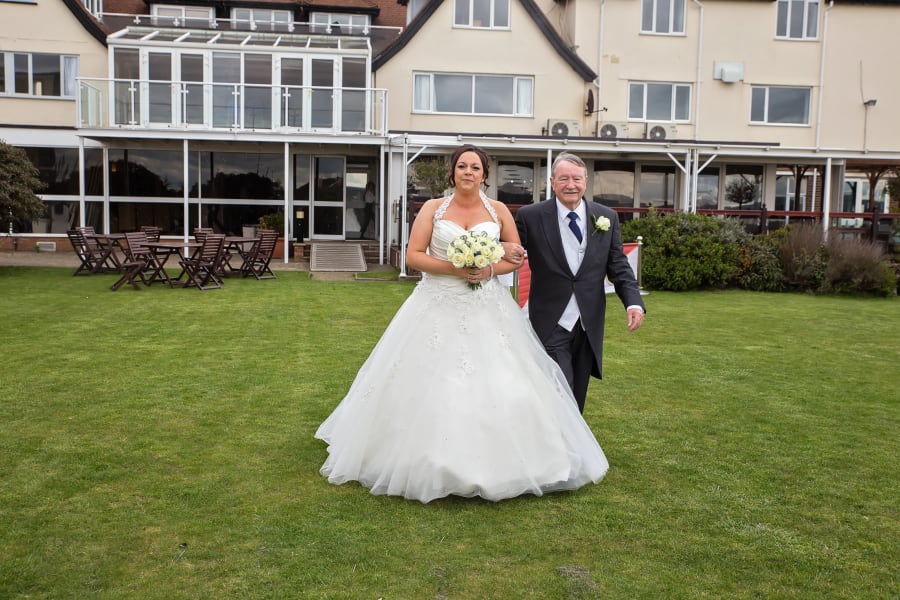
left=447, top=144, right=490, bottom=189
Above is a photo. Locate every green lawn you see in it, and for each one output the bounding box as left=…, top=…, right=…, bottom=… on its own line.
left=1, top=267, right=897, bottom=599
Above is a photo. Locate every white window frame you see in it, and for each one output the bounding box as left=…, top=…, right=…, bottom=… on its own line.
left=641, top=0, right=686, bottom=35
left=454, top=0, right=510, bottom=30
left=310, top=12, right=371, bottom=34
left=775, top=174, right=808, bottom=211
left=151, top=4, right=214, bottom=26
left=231, top=8, right=293, bottom=30
left=406, top=0, right=429, bottom=23
left=628, top=82, right=691, bottom=122
left=0, top=51, right=78, bottom=98
left=750, top=86, right=811, bottom=125
left=412, top=72, right=532, bottom=116
left=775, top=0, right=819, bottom=40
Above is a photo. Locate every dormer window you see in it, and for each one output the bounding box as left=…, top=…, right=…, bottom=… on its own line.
left=310, top=12, right=371, bottom=34
left=151, top=4, right=214, bottom=27
left=232, top=8, right=293, bottom=31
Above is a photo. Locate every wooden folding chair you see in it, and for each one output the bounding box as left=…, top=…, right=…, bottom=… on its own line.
left=240, top=229, right=278, bottom=280
left=192, top=227, right=214, bottom=242
left=67, top=229, right=106, bottom=275
left=110, top=258, right=149, bottom=291
left=179, top=233, right=225, bottom=290
left=140, top=226, right=161, bottom=242
left=123, top=231, right=167, bottom=285
left=77, top=226, right=121, bottom=272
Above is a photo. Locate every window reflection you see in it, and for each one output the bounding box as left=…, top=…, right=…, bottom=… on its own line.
left=109, top=149, right=184, bottom=197
left=496, top=161, right=534, bottom=205
left=639, top=165, right=675, bottom=208
left=696, top=172, right=719, bottom=210
left=593, top=161, right=635, bottom=207
left=724, top=165, right=762, bottom=210
left=196, top=151, right=284, bottom=199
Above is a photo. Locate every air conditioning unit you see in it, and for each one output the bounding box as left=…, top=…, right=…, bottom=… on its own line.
left=547, top=119, right=581, bottom=137
left=597, top=121, right=633, bottom=140
left=645, top=123, right=678, bottom=141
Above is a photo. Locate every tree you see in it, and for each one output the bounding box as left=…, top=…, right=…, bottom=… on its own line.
left=0, top=140, right=46, bottom=231
left=725, top=175, right=758, bottom=209
left=411, top=156, right=450, bottom=198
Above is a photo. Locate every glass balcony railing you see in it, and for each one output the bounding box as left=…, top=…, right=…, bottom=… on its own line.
left=77, top=78, right=388, bottom=136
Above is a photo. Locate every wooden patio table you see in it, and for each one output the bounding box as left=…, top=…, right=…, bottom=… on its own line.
left=145, top=241, right=202, bottom=286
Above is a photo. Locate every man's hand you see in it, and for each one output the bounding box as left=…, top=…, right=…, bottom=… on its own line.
left=502, top=241, right=525, bottom=266
left=626, top=308, right=644, bottom=333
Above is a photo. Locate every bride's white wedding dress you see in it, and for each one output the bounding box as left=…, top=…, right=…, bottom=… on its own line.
left=315, top=195, right=608, bottom=503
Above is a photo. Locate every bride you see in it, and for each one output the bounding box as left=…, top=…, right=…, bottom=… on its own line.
left=315, top=145, right=609, bottom=503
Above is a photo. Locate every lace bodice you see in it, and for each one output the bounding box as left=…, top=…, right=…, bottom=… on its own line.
left=429, top=193, right=501, bottom=260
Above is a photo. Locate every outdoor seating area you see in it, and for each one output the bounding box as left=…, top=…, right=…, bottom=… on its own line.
left=66, top=226, right=278, bottom=291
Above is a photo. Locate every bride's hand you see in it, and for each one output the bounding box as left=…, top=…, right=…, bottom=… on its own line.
left=464, top=267, right=489, bottom=284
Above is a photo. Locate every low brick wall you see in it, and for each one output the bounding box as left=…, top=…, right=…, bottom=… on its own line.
left=0, top=236, right=74, bottom=253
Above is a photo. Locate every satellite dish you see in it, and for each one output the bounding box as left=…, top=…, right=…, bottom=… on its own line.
left=585, top=89, right=595, bottom=116
left=648, top=124, right=668, bottom=140
left=599, top=123, right=619, bottom=139
left=551, top=121, right=570, bottom=137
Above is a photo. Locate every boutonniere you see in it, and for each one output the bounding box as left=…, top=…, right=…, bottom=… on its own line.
left=590, top=215, right=610, bottom=235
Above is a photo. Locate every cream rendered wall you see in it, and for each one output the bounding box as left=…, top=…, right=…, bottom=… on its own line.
left=0, top=0, right=107, bottom=129
left=561, top=0, right=898, bottom=154
left=376, top=0, right=591, bottom=136
left=695, top=2, right=823, bottom=148
left=587, top=0, right=824, bottom=146
left=818, top=5, right=900, bottom=152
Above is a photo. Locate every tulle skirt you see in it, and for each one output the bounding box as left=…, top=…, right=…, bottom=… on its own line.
left=314, top=273, right=608, bottom=503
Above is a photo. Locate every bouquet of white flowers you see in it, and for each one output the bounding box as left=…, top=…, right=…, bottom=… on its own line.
left=446, top=230, right=506, bottom=289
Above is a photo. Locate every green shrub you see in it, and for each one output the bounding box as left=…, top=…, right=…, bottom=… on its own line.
left=778, top=222, right=826, bottom=293
left=735, top=235, right=785, bottom=292
left=823, top=235, right=897, bottom=296
left=622, top=210, right=746, bottom=291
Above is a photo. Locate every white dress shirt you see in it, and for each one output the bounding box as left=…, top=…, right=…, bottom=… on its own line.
left=556, top=199, right=586, bottom=331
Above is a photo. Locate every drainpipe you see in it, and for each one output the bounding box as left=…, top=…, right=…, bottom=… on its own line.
left=595, top=0, right=606, bottom=136
left=692, top=0, right=704, bottom=139
left=815, top=1, right=834, bottom=150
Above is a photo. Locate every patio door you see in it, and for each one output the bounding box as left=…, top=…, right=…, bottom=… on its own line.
left=310, top=156, right=345, bottom=239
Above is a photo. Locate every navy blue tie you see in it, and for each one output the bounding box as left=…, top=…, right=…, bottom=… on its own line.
left=567, top=212, right=583, bottom=244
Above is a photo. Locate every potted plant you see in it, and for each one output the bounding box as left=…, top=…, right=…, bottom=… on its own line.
left=257, top=212, right=284, bottom=234
left=258, top=211, right=289, bottom=259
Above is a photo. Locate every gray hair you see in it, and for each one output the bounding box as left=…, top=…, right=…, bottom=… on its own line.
left=551, top=152, right=587, bottom=177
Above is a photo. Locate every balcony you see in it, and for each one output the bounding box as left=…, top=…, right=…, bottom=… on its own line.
left=78, top=78, right=388, bottom=136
